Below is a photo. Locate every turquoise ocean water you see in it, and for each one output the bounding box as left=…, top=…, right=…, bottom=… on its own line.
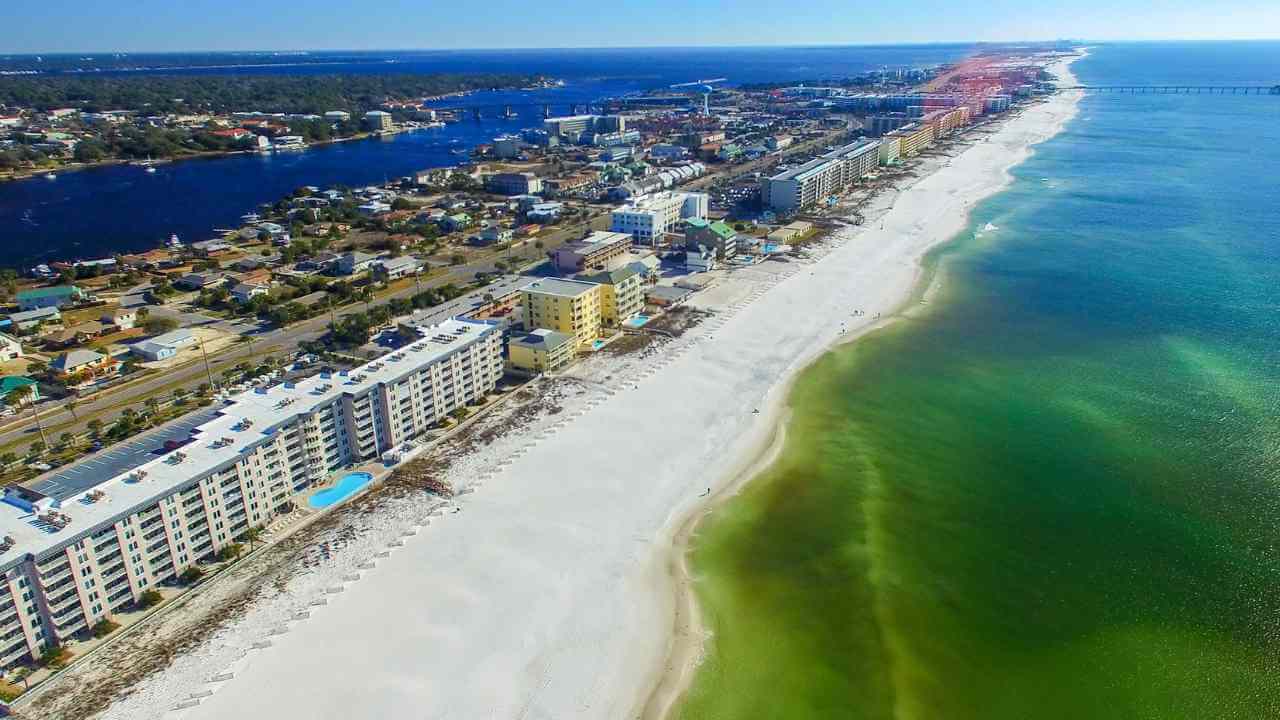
left=679, top=41, right=1280, bottom=720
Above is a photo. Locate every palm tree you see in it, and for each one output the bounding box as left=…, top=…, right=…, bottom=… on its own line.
left=6, top=385, right=47, bottom=449
left=65, top=398, right=79, bottom=421
left=242, top=526, right=263, bottom=551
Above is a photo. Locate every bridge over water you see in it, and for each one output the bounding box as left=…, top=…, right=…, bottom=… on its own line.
left=429, top=97, right=693, bottom=120
left=1070, top=85, right=1280, bottom=95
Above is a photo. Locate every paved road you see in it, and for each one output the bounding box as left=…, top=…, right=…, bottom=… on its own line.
left=0, top=213, right=610, bottom=452
left=2, top=132, right=836, bottom=452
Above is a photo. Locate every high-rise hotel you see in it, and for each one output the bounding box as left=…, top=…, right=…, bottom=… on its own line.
left=760, top=138, right=882, bottom=213
left=0, top=318, right=502, bottom=671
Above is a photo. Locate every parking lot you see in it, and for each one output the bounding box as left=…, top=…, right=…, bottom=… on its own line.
left=29, top=406, right=224, bottom=501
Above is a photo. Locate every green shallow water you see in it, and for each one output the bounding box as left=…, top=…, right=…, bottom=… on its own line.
left=679, top=42, right=1280, bottom=720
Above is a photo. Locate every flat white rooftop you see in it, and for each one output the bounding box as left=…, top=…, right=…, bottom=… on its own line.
left=522, top=278, right=601, bottom=298
left=0, top=318, right=497, bottom=568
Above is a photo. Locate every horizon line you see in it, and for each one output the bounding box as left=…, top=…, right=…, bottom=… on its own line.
left=7, top=37, right=1279, bottom=57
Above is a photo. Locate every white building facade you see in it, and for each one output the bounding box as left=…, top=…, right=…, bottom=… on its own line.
left=0, top=319, right=502, bottom=671
left=760, top=138, right=881, bottom=212
left=609, top=192, right=709, bottom=245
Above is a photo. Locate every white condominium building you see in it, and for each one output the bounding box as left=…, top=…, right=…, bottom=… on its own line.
left=0, top=318, right=502, bottom=671
left=822, top=138, right=881, bottom=187
left=610, top=191, right=709, bottom=245
left=760, top=138, right=881, bottom=212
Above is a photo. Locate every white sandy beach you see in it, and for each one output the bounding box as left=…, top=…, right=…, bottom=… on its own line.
left=86, top=54, right=1083, bottom=720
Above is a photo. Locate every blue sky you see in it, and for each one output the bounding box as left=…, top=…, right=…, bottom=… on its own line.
left=5, top=0, right=1279, bottom=53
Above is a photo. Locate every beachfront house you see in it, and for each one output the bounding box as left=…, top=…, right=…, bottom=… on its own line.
left=508, top=329, right=576, bottom=373
left=17, top=285, right=85, bottom=311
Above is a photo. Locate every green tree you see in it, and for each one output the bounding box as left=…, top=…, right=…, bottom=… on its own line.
left=178, top=566, right=205, bottom=585
left=144, top=317, right=179, bottom=335
left=74, top=139, right=109, bottom=163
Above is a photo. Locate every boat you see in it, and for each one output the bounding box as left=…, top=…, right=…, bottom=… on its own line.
left=145, top=166, right=157, bottom=173
left=43, top=172, right=56, bottom=180
left=165, top=233, right=184, bottom=249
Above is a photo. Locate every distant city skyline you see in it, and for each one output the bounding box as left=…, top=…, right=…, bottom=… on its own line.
left=3, top=0, right=1278, bottom=54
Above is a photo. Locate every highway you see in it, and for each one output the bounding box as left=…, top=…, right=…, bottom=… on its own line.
left=0, top=212, right=610, bottom=453
left=1, top=127, right=846, bottom=454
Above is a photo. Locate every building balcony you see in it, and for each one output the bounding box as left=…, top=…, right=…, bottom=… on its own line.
left=42, top=574, right=74, bottom=596
left=39, top=564, right=73, bottom=586
left=96, top=548, right=123, bottom=565
left=93, top=539, right=120, bottom=557
left=55, top=618, right=87, bottom=639
left=49, top=592, right=80, bottom=615
left=37, top=554, right=70, bottom=573
left=2, top=641, right=33, bottom=666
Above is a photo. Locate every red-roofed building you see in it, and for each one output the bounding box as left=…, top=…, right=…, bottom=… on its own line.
left=210, top=128, right=253, bottom=140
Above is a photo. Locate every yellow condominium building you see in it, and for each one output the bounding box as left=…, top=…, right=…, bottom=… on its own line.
left=508, top=328, right=576, bottom=373
left=578, top=265, right=643, bottom=327
left=885, top=123, right=935, bottom=158
left=521, top=278, right=603, bottom=350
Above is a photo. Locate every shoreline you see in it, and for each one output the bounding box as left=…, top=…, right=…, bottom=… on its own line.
left=58, top=53, right=1088, bottom=720
left=0, top=131, right=388, bottom=184
left=638, top=50, right=1088, bottom=720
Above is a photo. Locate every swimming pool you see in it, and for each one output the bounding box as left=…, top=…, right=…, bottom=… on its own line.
left=623, top=315, right=651, bottom=328
left=307, top=471, right=373, bottom=510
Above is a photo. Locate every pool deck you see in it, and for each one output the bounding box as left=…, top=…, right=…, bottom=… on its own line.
left=307, top=464, right=388, bottom=509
